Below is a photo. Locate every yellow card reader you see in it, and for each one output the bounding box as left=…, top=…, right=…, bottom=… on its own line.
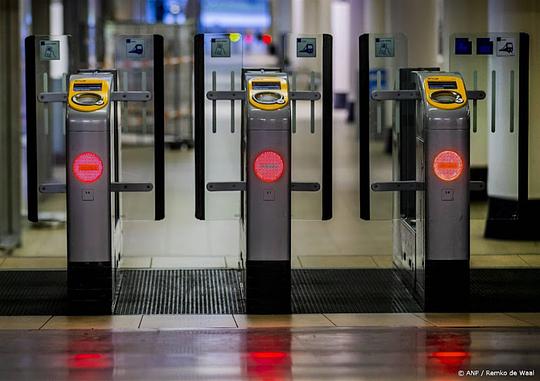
left=247, top=77, right=289, bottom=111
left=423, top=75, right=467, bottom=110
left=68, top=78, right=110, bottom=112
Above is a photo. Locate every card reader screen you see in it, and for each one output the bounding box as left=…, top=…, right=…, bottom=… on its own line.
left=73, top=83, right=102, bottom=92
left=252, top=81, right=281, bottom=90
left=428, top=81, right=457, bottom=90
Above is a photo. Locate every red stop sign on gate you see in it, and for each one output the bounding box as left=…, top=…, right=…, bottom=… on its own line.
left=433, top=150, right=463, bottom=182
left=72, top=152, right=104, bottom=183
left=253, top=150, right=285, bottom=183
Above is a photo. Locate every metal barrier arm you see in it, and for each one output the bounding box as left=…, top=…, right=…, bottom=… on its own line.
left=470, top=181, right=486, bottom=191
left=289, top=91, right=320, bottom=101
left=371, top=90, right=486, bottom=102
left=39, top=184, right=67, bottom=193
left=372, top=181, right=486, bottom=192
left=206, top=91, right=245, bottom=101
left=207, top=182, right=246, bottom=192
left=40, top=182, right=154, bottom=193
left=467, top=91, right=486, bottom=100
left=110, top=183, right=153, bottom=192
left=38, top=91, right=152, bottom=103
left=207, top=182, right=320, bottom=192
left=371, top=181, right=424, bottom=192
left=371, top=90, right=420, bottom=101
left=291, top=182, right=320, bottom=192
left=206, top=91, right=321, bottom=102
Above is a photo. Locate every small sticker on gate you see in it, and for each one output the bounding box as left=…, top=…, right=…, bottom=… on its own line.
left=297, top=38, right=316, bottom=58
left=126, top=38, right=145, bottom=59
left=40, top=40, right=60, bottom=61
left=496, top=37, right=515, bottom=56
left=375, top=38, right=394, bottom=57
left=211, top=38, right=231, bottom=58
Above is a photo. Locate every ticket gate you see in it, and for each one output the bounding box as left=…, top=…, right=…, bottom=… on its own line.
left=25, top=35, right=164, bottom=313
left=194, top=33, right=333, bottom=313
left=358, top=33, right=488, bottom=311
left=449, top=33, right=532, bottom=239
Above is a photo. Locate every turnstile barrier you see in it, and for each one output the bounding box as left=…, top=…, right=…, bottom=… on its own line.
left=449, top=33, right=532, bottom=238
left=194, top=33, right=333, bottom=313
left=25, top=34, right=165, bottom=313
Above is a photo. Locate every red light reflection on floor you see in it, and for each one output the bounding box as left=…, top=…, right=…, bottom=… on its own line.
left=248, top=351, right=290, bottom=381
left=69, top=353, right=112, bottom=370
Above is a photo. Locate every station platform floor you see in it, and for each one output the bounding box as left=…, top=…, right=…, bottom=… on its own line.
left=0, top=314, right=539, bottom=380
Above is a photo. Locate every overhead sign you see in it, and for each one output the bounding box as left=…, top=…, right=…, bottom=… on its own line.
left=40, top=40, right=60, bottom=61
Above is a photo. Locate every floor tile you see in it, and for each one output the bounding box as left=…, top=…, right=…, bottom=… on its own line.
left=519, top=255, right=540, bottom=267
left=291, top=256, right=302, bottom=269
left=119, top=257, right=152, bottom=269
left=470, top=255, right=529, bottom=268
left=0, top=257, right=66, bottom=269
left=371, top=256, right=393, bottom=268
left=42, top=315, right=143, bottom=330
left=415, top=313, right=532, bottom=327
left=0, top=316, right=52, bottom=330
left=151, top=256, right=226, bottom=269
left=234, top=314, right=333, bottom=328
left=298, top=255, right=378, bottom=269
left=506, top=313, right=540, bottom=327
left=140, top=315, right=237, bottom=329
left=225, top=256, right=241, bottom=269
left=325, top=313, right=434, bottom=327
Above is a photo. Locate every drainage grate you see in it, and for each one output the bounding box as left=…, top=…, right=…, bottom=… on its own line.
left=0, top=269, right=539, bottom=315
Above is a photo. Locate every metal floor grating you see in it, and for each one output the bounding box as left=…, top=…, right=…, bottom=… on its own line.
left=114, top=269, right=244, bottom=314
left=0, top=269, right=539, bottom=315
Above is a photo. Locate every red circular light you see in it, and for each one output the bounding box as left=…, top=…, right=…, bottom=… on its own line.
left=262, top=34, right=272, bottom=45
left=73, top=152, right=104, bottom=183
left=253, top=150, right=284, bottom=183
left=433, top=150, right=463, bottom=181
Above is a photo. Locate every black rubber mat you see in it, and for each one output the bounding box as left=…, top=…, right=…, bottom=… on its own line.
left=0, top=271, right=68, bottom=315
left=291, top=269, right=420, bottom=313
left=0, top=268, right=539, bottom=315
left=470, top=269, right=540, bottom=312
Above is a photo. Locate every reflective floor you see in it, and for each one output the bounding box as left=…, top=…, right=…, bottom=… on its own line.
left=0, top=325, right=538, bottom=380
